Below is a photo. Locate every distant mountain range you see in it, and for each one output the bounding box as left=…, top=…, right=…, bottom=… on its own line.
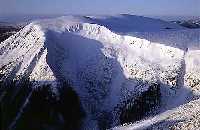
left=172, top=18, right=200, bottom=28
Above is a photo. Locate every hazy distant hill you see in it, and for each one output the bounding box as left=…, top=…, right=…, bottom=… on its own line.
left=172, top=18, right=200, bottom=29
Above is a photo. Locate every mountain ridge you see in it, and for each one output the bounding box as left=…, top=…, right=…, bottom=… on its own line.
left=0, top=15, right=200, bottom=129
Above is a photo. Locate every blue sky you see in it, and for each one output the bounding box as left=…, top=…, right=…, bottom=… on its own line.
left=0, top=0, right=199, bottom=16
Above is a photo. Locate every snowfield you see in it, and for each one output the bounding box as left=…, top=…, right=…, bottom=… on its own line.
left=0, top=15, right=200, bottom=129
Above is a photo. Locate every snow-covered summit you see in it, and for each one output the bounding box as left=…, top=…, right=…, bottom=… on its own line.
left=0, top=15, right=200, bottom=129
left=0, top=15, right=188, bottom=85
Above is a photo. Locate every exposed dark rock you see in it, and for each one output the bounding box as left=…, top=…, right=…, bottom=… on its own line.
left=164, top=27, right=173, bottom=29
left=119, top=83, right=161, bottom=124
left=0, top=25, right=22, bottom=42
left=0, top=79, right=85, bottom=130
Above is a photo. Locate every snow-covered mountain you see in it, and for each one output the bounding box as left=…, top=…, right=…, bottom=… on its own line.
left=0, top=15, right=200, bottom=129
left=172, top=18, right=200, bottom=29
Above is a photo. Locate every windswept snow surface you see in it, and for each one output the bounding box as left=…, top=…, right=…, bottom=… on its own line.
left=0, top=15, right=200, bottom=129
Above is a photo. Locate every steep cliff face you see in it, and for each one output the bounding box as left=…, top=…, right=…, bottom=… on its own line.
left=0, top=24, right=22, bottom=42
left=0, top=15, right=199, bottom=129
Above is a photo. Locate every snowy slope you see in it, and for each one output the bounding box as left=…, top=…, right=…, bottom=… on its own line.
left=0, top=15, right=199, bottom=129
